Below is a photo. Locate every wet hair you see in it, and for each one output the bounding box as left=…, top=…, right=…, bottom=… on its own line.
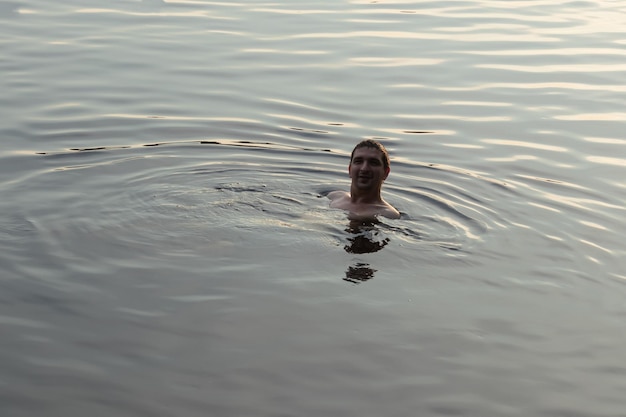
left=350, top=139, right=390, bottom=170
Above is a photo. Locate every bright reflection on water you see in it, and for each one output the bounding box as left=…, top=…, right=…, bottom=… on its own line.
left=1, top=0, right=626, bottom=416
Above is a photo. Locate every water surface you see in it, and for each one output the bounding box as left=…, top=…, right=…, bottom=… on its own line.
left=1, top=1, right=626, bottom=416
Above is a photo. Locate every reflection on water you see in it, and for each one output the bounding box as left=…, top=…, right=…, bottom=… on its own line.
left=343, top=219, right=390, bottom=284
left=345, top=262, right=376, bottom=284
left=343, top=219, right=390, bottom=255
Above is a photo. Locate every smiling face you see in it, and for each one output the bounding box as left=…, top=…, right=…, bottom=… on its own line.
left=349, top=147, right=390, bottom=191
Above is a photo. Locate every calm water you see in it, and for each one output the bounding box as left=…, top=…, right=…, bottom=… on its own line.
left=2, top=1, right=626, bottom=416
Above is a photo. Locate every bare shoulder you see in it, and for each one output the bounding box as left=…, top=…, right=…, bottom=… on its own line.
left=382, top=204, right=401, bottom=219
left=327, top=190, right=348, bottom=201
left=328, top=191, right=350, bottom=210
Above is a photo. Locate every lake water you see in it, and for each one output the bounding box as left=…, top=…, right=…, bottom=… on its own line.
left=1, top=1, right=626, bottom=415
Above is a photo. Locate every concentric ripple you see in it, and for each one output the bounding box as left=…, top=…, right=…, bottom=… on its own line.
left=0, top=140, right=506, bottom=287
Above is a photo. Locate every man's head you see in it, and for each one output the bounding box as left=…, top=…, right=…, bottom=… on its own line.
left=350, top=139, right=390, bottom=170
left=348, top=139, right=391, bottom=191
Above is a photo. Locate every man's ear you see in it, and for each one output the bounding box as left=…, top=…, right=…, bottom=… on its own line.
left=384, top=167, right=390, bottom=180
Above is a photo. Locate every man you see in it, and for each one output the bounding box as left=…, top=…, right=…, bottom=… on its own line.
left=328, top=139, right=401, bottom=219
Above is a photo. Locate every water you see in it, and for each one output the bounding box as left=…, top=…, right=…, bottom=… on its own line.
left=2, top=1, right=626, bottom=415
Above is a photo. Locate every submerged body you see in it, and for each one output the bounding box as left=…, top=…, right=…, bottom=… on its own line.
left=329, top=140, right=400, bottom=220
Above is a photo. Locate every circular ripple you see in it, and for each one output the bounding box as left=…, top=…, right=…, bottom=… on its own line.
left=0, top=140, right=509, bottom=281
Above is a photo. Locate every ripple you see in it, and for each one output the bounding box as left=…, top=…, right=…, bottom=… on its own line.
left=478, top=63, right=626, bottom=73
left=586, top=156, right=626, bottom=167
left=348, top=57, right=444, bottom=67
left=75, top=8, right=236, bottom=19
left=0, top=140, right=504, bottom=282
left=482, top=138, right=568, bottom=152
left=0, top=315, right=50, bottom=329
left=440, top=82, right=626, bottom=92
left=554, top=112, right=626, bottom=121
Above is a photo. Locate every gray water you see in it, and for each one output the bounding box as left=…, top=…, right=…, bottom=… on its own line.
left=1, top=1, right=626, bottom=416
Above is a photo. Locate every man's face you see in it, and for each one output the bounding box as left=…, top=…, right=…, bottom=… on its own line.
left=349, top=147, right=390, bottom=190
